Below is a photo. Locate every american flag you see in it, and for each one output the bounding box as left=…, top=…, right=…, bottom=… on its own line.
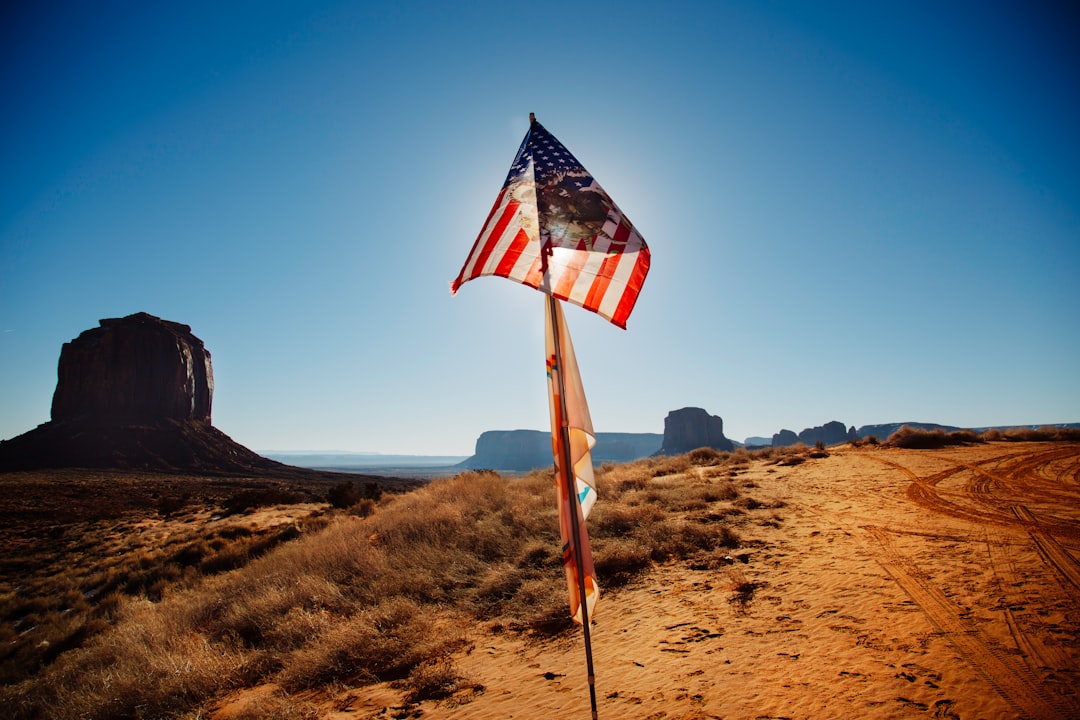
left=452, top=117, right=650, bottom=329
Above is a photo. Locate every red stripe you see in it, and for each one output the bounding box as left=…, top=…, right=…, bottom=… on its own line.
left=582, top=254, right=620, bottom=314
left=494, top=228, right=531, bottom=277
left=454, top=189, right=516, bottom=289
left=610, top=252, right=650, bottom=329
left=452, top=190, right=510, bottom=293
left=470, top=197, right=519, bottom=279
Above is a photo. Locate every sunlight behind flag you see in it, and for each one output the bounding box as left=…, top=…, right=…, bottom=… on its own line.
left=545, top=299, right=599, bottom=624
left=452, top=116, right=650, bottom=329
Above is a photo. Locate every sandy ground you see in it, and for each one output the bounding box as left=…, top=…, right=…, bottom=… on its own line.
left=214, top=442, right=1080, bottom=720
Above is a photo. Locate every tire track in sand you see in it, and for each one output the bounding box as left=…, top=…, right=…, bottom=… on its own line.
left=1012, top=505, right=1080, bottom=597
left=984, top=526, right=1074, bottom=677
left=865, top=526, right=1070, bottom=720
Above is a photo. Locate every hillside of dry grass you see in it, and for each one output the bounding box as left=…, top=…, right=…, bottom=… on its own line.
left=0, top=444, right=812, bottom=720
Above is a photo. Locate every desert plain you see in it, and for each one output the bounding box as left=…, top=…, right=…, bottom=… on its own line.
left=381, top=440, right=1080, bottom=720
left=3, top=438, right=1078, bottom=720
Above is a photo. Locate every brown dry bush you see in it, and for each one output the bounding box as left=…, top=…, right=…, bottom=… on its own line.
left=982, top=426, right=1080, bottom=442
left=885, top=426, right=984, bottom=449
left=396, top=656, right=477, bottom=704
left=277, top=598, right=464, bottom=690
left=686, top=447, right=726, bottom=465
left=229, top=688, right=320, bottom=720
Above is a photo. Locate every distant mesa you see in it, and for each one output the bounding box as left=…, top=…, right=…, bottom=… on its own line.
left=460, top=429, right=663, bottom=472
left=771, top=429, right=799, bottom=448
left=461, top=407, right=733, bottom=472
left=657, top=407, right=734, bottom=455
left=0, top=312, right=309, bottom=476
left=772, top=421, right=855, bottom=448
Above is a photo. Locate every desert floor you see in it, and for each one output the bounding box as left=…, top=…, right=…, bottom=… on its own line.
left=230, top=442, right=1079, bottom=720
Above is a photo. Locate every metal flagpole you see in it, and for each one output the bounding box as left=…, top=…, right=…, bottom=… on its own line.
left=547, top=294, right=599, bottom=720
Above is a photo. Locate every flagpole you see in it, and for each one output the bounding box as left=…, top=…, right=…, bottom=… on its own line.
left=547, top=294, right=600, bottom=720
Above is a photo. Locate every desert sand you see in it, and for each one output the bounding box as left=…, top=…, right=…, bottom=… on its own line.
left=229, top=442, right=1079, bottom=720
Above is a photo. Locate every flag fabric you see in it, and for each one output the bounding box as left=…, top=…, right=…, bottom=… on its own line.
left=545, top=299, right=599, bottom=624
left=452, top=116, right=650, bottom=329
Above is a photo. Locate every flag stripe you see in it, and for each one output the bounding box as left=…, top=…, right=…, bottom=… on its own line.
left=452, top=188, right=515, bottom=293
left=494, top=227, right=532, bottom=277
left=552, top=248, right=589, bottom=299
left=474, top=198, right=520, bottom=276
left=583, top=254, right=621, bottom=312
left=610, top=251, right=650, bottom=328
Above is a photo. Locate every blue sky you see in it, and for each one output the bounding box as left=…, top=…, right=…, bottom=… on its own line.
left=2, top=0, right=1078, bottom=454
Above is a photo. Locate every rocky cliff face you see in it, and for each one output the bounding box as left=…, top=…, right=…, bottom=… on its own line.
left=0, top=312, right=306, bottom=476
left=657, top=407, right=733, bottom=455
left=51, top=312, right=213, bottom=423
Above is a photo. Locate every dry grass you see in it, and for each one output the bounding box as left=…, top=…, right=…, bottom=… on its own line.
left=881, top=424, right=1080, bottom=449
left=0, top=448, right=808, bottom=719
left=884, top=426, right=985, bottom=449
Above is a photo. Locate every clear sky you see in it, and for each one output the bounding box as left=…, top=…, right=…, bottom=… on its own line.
left=2, top=1, right=1078, bottom=455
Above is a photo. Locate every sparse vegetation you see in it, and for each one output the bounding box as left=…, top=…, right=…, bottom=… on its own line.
left=979, top=426, right=1080, bottom=443
left=875, top=424, right=1080, bottom=449
left=884, top=426, right=984, bottom=449
left=326, top=480, right=382, bottom=509
left=0, top=447, right=818, bottom=719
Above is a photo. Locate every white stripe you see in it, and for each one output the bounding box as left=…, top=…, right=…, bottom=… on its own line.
left=596, top=249, right=643, bottom=320
left=565, top=250, right=609, bottom=307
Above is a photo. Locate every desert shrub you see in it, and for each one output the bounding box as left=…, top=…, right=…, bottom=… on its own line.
left=395, top=657, right=478, bottom=704
left=277, top=598, right=463, bottom=691
left=594, top=463, right=652, bottom=497
left=503, top=577, right=573, bottom=634
left=349, top=498, right=377, bottom=517
left=735, top=496, right=763, bottom=510
left=156, top=493, right=190, bottom=517
left=470, top=563, right=528, bottom=616
left=650, top=455, right=692, bottom=477
left=984, top=426, right=1080, bottom=442
left=593, top=503, right=665, bottom=535
left=592, top=536, right=653, bottom=586
left=228, top=688, right=320, bottom=720
left=171, top=539, right=212, bottom=568
left=327, top=481, right=363, bottom=508
left=327, top=480, right=381, bottom=509
left=222, top=487, right=304, bottom=516
left=884, top=426, right=984, bottom=449
left=687, top=447, right=723, bottom=465
left=702, top=479, right=738, bottom=502
left=726, top=567, right=758, bottom=608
